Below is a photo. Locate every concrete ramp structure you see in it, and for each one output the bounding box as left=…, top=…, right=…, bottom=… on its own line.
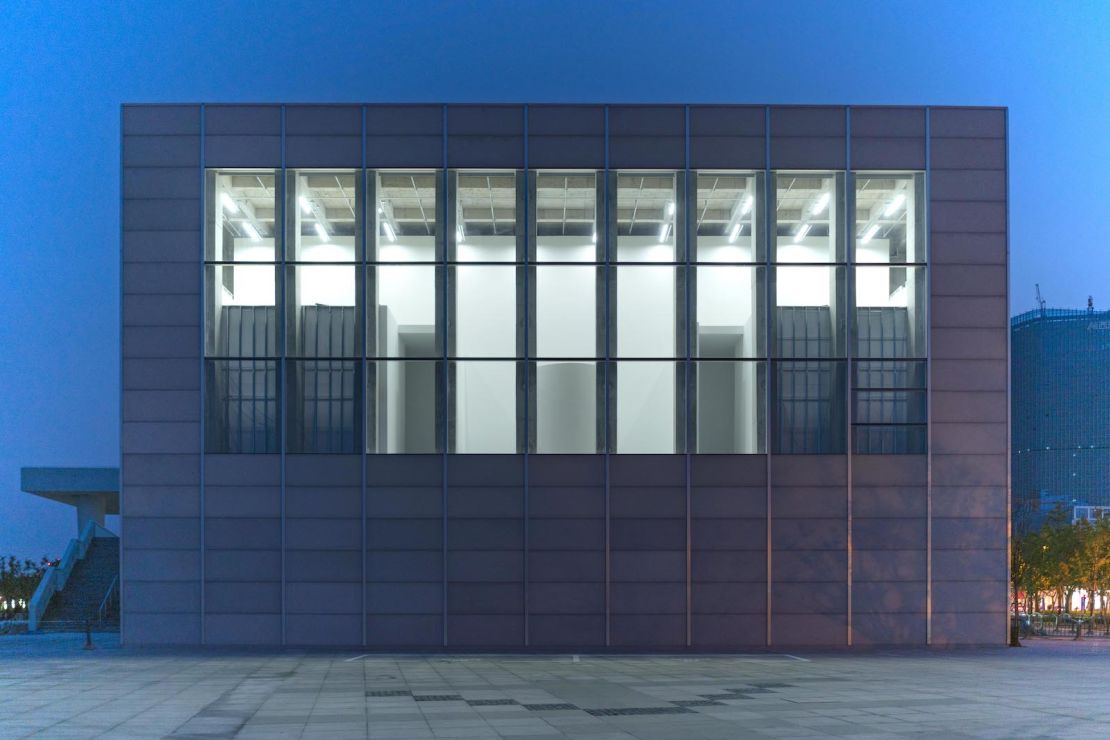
left=21, top=467, right=119, bottom=534
left=21, top=467, right=120, bottom=632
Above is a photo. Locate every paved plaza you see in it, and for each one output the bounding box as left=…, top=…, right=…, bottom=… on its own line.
left=1, top=635, right=1108, bottom=738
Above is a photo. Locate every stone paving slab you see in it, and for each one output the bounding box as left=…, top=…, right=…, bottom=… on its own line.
left=2, top=634, right=1110, bottom=737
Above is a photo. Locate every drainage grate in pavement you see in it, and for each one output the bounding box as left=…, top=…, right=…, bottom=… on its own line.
left=413, top=694, right=463, bottom=702
left=670, top=699, right=725, bottom=707
left=467, top=699, right=518, bottom=706
left=367, top=690, right=412, bottom=697
left=522, top=703, right=579, bottom=711
left=586, top=707, right=694, bottom=716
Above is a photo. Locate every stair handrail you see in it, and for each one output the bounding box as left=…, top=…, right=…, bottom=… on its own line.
left=97, top=574, right=119, bottom=625
left=28, top=520, right=97, bottom=632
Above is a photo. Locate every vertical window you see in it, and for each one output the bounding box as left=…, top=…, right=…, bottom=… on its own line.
left=693, top=172, right=766, bottom=453
left=611, top=172, right=684, bottom=453
left=852, top=173, right=927, bottom=453
left=368, top=170, right=441, bottom=453
left=448, top=171, right=524, bottom=452
left=204, top=170, right=280, bottom=453
left=530, top=172, right=603, bottom=453
left=694, top=171, right=762, bottom=263
left=286, top=171, right=362, bottom=453
left=771, top=172, right=847, bottom=453
left=373, top=171, right=438, bottom=262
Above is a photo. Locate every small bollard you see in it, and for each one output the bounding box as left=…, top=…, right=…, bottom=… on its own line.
left=84, top=620, right=95, bottom=650
left=1073, top=620, right=1082, bottom=641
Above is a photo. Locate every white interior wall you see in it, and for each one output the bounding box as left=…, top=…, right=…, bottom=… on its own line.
left=744, top=268, right=758, bottom=357
left=298, top=238, right=357, bottom=263
left=697, top=235, right=756, bottom=263
left=905, top=188, right=918, bottom=262
left=454, top=239, right=518, bottom=449
left=535, top=236, right=599, bottom=451
left=228, top=239, right=275, bottom=263
left=855, top=237, right=891, bottom=264
left=697, top=266, right=756, bottom=355
left=378, top=236, right=435, bottom=262
left=615, top=236, right=675, bottom=263
left=455, top=266, right=516, bottom=356
left=614, top=260, right=676, bottom=452
left=617, top=363, right=675, bottom=453
left=856, top=266, right=908, bottom=308
left=735, top=362, right=759, bottom=451
left=456, top=236, right=515, bottom=262
left=536, top=362, right=595, bottom=452
left=616, top=266, right=674, bottom=356
left=536, top=266, right=595, bottom=357
left=776, top=234, right=835, bottom=265
left=536, top=236, right=595, bottom=262
left=220, top=263, right=275, bottom=307
left=376, top=265, right=436, bottom=352
left=456, top=362, right=516, bottom=452
left=697, top=361, right=760, bottom=453
left=296, top=265, right=356, bottom=307
left=775, top=239, right=833, bottom=265
left=776, top=265, right=833, bottom=308
left=375, top=256, right=437, bottom=450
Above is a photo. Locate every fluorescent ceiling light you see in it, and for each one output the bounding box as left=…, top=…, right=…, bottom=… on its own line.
left=298, top=196, right=312, bottom=215
left=665, top=201, right=675, bottom=217
left=739, top=194, right=753, bottom=216
left=659, top=222, right=671, bottom=241
left=377, top=202, right=384, bottom=216
left=456, top=226, right=465, bottom=244
left=728, top=223, right=741, bottom=243
left=242, top=222, right=261, bottom=242
left=861, top=224, right=880, bottom=244
left=591, top=229, right=597, bottom=245
left=810, top=192, right=830, bottom=216
left=793, top=223, right=810, bottom=243
left=383, top=222, right=397, bottom=242
left=220, top=192, right=239, bottom=214
left=882, top=193, right=906, bottom=217
left=314, top=222, right=329, bottom=242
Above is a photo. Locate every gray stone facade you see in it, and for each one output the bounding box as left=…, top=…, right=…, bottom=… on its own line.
left=120, top=104, right=1008, bottom=647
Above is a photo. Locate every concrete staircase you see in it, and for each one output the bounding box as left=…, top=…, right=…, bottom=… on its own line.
left=39, top=537, right=119, bottom=632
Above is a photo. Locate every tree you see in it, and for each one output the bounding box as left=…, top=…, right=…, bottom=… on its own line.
left=1040, top=506, right=1081, bottom=612
left=1081, top=518, right=1110, bottom=622
left=1012, top=499, right=1046, bottom=631
left=1095, top=518, right=1110, bottom=620
left=0, top=556, right=50, bottom=619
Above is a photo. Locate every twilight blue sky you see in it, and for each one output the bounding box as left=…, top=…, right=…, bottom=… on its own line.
left=0, top=1, right=1107, bottom=557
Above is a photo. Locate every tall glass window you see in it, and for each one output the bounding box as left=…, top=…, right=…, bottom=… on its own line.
left=285, top=171, right=362, bottom=453
left=771, top=172, right=847, bottom=453
left=530, top=171, right=603, bottom=453
left=368, top=170, right=441, bottom=453
left=201, top=164, right=927, bottom=458
left=610, top=172, right=685, bottom=453
left=373, top=171, right=438, bottom=261
left=852, top=172, right=927, bottom=453
left=204, top=170, right=281, bottom=453
left=693, top=172, right=766, bottom=453
left=448, top=171, right=524, bottom=452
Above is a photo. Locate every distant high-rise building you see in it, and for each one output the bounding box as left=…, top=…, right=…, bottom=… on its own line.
left=1012, top=307, right=1110, bottom=527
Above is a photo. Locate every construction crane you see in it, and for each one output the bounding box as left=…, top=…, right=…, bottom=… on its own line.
left=1035, top=284, right=1046, bottom=316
